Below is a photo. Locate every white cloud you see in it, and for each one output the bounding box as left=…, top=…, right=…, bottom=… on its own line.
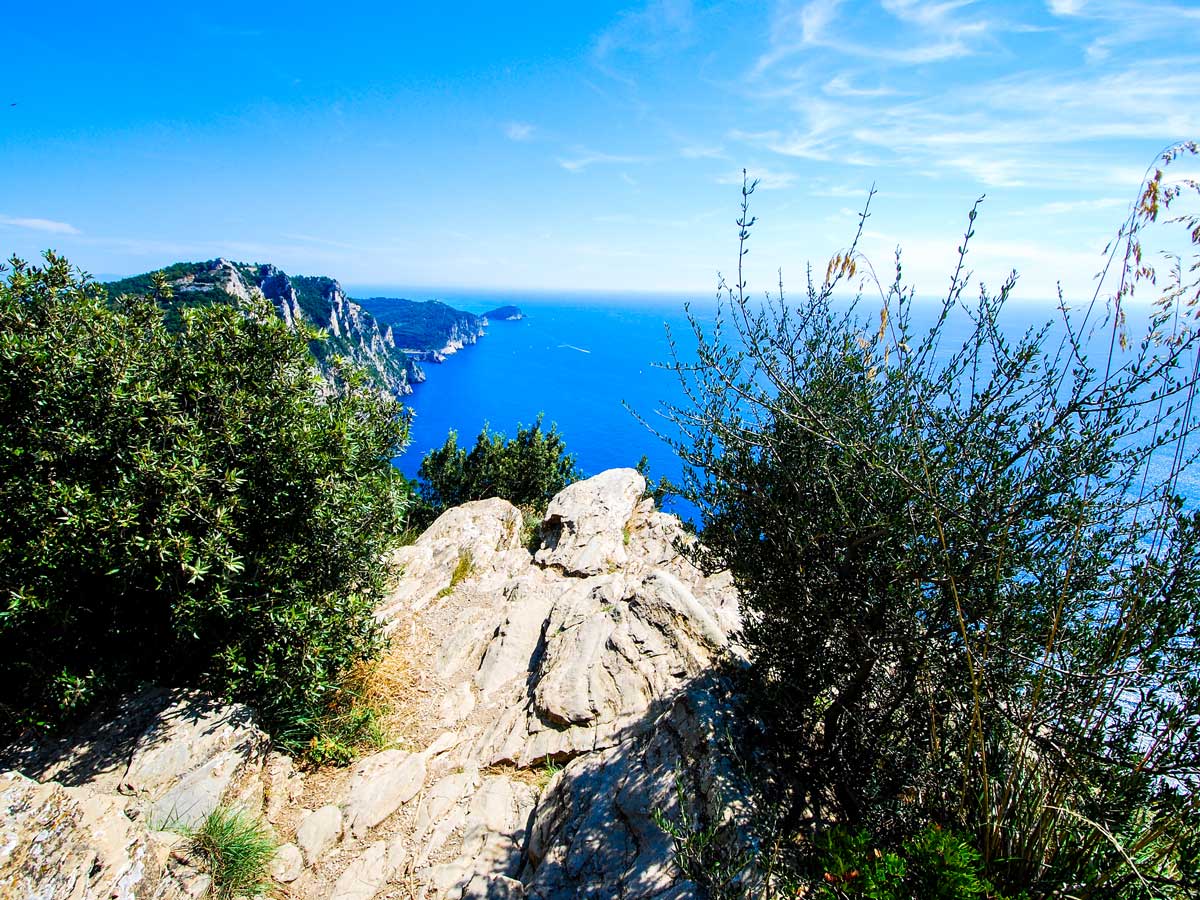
left=810, top=183, right=873, bottom=198
left=1045, top=1, right=1200, bottom=59
left=800, top=0, right=843, bottom=42
left=559, top=150, right=645, bottom=172
left=1029, top=197, right=1128, bottom=215
left=756, top=0, right=993, bottom=73
left=593, top=0, right=695, bottom=83
left=680, top=144, right=726, bottom=159
left=504, top=121, right=535, bottom=141
left=735, top=51, right=1200, bottom=192
left=0, top=215, right=80, bottom=235
left=1047, top=0, right=1086, bottom=14
left=823, top=75, right=899, bottom=98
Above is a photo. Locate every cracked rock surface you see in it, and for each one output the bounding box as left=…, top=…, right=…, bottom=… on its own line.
left=0, top=469, right=748, bottom=900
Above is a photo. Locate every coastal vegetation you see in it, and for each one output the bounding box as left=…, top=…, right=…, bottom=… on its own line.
left=104, top=260, right=257, bottom=331
left=0, top=254, right=408, bottom=745
left=103, top=262, right=425, bottom=398
left=360, top=296, right=483, bottom=354
left=3, top=155, right=1197, bottom=899
left=410, top=416, right=580, bottom=528
left=655, top=149, right=1200, bottom=897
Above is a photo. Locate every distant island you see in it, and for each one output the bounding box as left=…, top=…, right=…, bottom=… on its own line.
left=102, top=260, right=524, bottom=397
left=483, top=305, right=524, bottom=321
left=354, top=297, right=484, bottom=363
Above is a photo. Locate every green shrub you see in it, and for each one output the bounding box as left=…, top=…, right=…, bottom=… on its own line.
left=292, top=701, right=386, bottom=766
left=0, top=253, right=409, bottom=742
left=187, top=806, right=277, bottom=900
left=412, top=415, right=579, bottom=525
left=811, top=825, right=1007, bottom=900
left=660, top=154, right=1200, bottom=897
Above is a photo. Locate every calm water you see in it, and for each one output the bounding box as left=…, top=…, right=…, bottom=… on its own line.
left=355, top=289, right=1200, bottom=519
left=357, top=290, right=705, bottom=517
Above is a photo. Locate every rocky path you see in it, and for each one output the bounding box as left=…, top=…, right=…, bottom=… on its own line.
left=1, top=469, right=747, bottom=900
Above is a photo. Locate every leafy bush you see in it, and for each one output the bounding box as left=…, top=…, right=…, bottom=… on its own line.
left=660, top=152, right=1200, bottom=897
left=187, top=806, right=277, bottom=900
left=0, top=253, right=409, bottom=742
left=413, top=416, right=579, bottom=525
left=811, top=825, right=1008, bottom=900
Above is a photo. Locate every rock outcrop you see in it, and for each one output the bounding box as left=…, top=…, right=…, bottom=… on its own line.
left=0, top=469, right=748, bottom=900
left=1, top=690, right=273, bottom=899
left=102, top=261, right=425, bottom=398
left=271, top=271, right=426, bottom=397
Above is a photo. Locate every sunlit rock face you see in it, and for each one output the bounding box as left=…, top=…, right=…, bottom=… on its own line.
left=0, top=469, right=749, bottom=900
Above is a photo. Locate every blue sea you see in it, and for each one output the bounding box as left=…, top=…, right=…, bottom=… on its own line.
left=353, top=289, right=704, bottom=517
left=353, top=289, right=1200, bottom=520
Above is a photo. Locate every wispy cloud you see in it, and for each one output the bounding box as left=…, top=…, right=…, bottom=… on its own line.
left=735, top=41, right=1200, bottom=191
left=593, top=0, right=695, bottom=63
left=756, top=0, right=994, bottom=73
left=0, top=215, right=80, bottom=235
left=680, top=144, right=726, bottom=159
left=1037, top=1, right=1200, bottom=59
left=279, top=232, right=361, bottom=251
left=823, top=75, right=899, bottom=98
left=504, top=121, right=535, bottom=141
left=559, top=150, right=646, bottom=172
left=810, top=183, right=873, bottom=198
left=1029, top=197, right=1128, bottom=215
left=1047, top=0, right=1086, bottom=14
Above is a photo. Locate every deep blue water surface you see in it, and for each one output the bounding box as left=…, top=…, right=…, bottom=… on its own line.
left=358, top=291, right=708, bottom=518
left=354, top=289, right=1200, bottom=519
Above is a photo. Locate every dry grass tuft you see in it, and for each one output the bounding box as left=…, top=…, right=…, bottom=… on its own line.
left=354, top=621, right=427, bottom=752
left=483, top=759, right=565, bottom=792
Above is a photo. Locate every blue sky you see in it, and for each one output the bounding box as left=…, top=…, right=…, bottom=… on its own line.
left=2, top=1, right=1198, bottom=300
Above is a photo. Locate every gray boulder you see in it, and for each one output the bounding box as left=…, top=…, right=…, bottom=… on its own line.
left=0, top=771, right=158, bottom=900
left=359, top=469, right=745, bottom=899
left=341, top=749, right=427, bottom=839
left=535, top=468, right=645, bottom=575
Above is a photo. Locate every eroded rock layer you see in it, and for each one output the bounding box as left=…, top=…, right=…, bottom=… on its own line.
left=0, top=469, right=746, bottom=900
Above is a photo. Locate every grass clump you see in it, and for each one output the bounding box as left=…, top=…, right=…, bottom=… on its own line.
left=436, top=550, right=475, bottom=599
left=521, top=507, right=543, bottom=553
left=483, top=758, right=566, bottom=791
left=187, top=806, right=277, bottom=900
left=277, top=648, right=425, bottom=766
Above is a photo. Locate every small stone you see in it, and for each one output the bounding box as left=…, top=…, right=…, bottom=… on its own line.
left=425, top=730, right=460, bottom=756
left=463, top=873, right=525, bottom=899
left=439, top=682, right=476, bottom=724
left=174, top=871, right=213, bottom=899
left=340, top=749, right=426, bottom=839
left=329, top=839, right=404, bottom=900
left=270, top=842, right=303, bottom=883
left=264, top=752, right=304, bottom=824
left=534, top=469, right=645, bottom=575
left=296, top=804, right=343, bottom=866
